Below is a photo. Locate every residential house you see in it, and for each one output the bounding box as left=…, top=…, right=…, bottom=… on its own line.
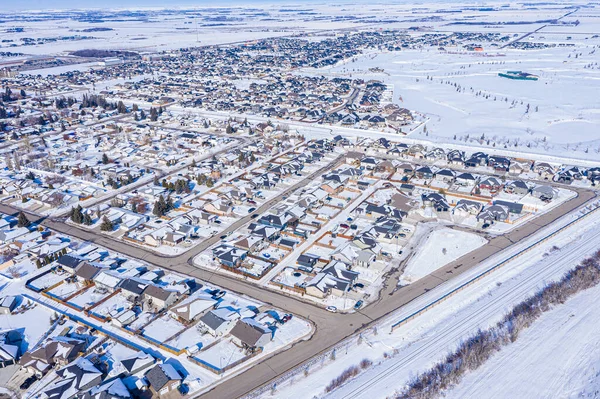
left=230, top=318, right=272, bottom=349
left=477, top=205, right=509, bottom=224
left=531, top=185, right=556, bottom=201
left=504, top=180, right=529, bottom=195
left=145, top=363, right=182, bottom=398
left=143, top=285, right=179, bottom=311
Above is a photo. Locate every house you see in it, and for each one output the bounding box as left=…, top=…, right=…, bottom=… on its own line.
left=356, top=250, right=376, bottom=268
left=477, top=205, right=509, bottom=224
left=447, top=149, right=465, bottom=165
left=86, top=378, right=131, bottom=399
left=93, top=271, right=122, bottom=292
left=258, top=212, right=293, bottom=230
left=415, top=166, right=434, bottom=180
left=425, top=147, right=445, bottom=161
left=230, top=318, right=272, bottom=349
left=434, top=169, right=455, bottom=183
left=421, top=193, right=450, bottom=212
left=0, top=330, right=22, bottom=366
left=213, top=245, right=248, bottom=268
left=169, top=294, right=217, bottom=323
left=478, top=177, right=503, bottom=192
left=586, top=167, right=600, bottom=184
left=297, top=253, right=319, bottom=271
left=555, top=166, right=583, bottom=183
left=74, top=263, right=103, bottom=283
left=493, top=200, right=524, bottom=214
left=0, top=226, right=30, bottom=244
left=145, top=363, right=182, bottom=398
left=504, top=180, right=529, bottom=195
left=119, top=351, right=155, bottom=376
left=453, top=199, right=484, bottom=216
left=0, top=296, right=17, bottom=315
left=456, top=172, right=477, bottom=186
left=360, top=157, right=379, bottom=170
left=120, top=278, right=149, bottom=302
left=509, top=160, right=531, bottom=175
left=20, top=336, right=86, bottom=376
left=488, top=155, right=511, bottom=172
left=198, top=308, right=239, bottom=336
left=531, top=185, right=556, bottom=201
left=534, top=162, right=556, bottom=180
left=143, top=285, right=179, bottom=311
left=345, top=151, right=364, bottom=165
left=465, top=152, right=488, bottom=168
left=56, top=254, right=84, bottom=274
left=233, top=235, right=264, bottom=252
left=43, top=358, right=103, bottom=399
left=305, top=260, right=359, bottom=298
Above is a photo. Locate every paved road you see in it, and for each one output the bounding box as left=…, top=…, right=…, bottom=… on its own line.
left=1, top=180, right=595, bottom=399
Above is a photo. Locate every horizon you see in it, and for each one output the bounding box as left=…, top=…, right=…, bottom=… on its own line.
left=2, top=0, right=518, bottom=12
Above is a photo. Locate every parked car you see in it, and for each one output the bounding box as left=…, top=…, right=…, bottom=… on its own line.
left=354, top=300, right=364, bottom=310
left=340, top=223, right=349, bottom=229
left=325, top=306, right=337, bottom=313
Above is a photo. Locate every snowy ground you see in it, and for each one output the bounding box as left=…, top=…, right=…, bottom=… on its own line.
left=400, top=227, right=488, bottom=284
left=446, top=282, right=600, bottom=399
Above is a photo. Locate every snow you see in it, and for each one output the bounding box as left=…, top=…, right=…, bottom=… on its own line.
left=400, top=227, right=487, bottom=284
left=142, top=315, right=185, bottom=342
left=447, top=283, right=600, bottom=399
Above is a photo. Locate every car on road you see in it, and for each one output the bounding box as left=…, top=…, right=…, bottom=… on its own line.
left=248, top=207, right=256, bottom=213
left=220, top=235, right=227, bottom=240
left=251, top=214, right=259, bottom=218
left=354, top=300, right=364, bottom=310
left=20, top=375, right=37, bottom=390
left=325, top=306, right=337, bottom=313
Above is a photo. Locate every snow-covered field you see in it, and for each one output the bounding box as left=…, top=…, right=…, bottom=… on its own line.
left=446, top=282, right=600, bottom=399
left=400, top=227, right=487, bottom=284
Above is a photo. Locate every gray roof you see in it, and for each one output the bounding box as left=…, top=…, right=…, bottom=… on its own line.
left=145, top=363, right=181, bottom=390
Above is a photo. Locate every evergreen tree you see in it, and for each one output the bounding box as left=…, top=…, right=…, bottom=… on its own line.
left=117, top=101, right=127, bottom=114
left=17, top=211, right=30, bottom=228
left=82, top=213, right=93, bottom=226
left=100, top=216, right=114, bottom=231
left=102, top=153, right=109, bottom=164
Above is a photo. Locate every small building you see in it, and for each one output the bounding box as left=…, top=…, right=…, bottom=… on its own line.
left=145, top=363, right=182, bottom=398
left=230, top=318, right=272, bottom=350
